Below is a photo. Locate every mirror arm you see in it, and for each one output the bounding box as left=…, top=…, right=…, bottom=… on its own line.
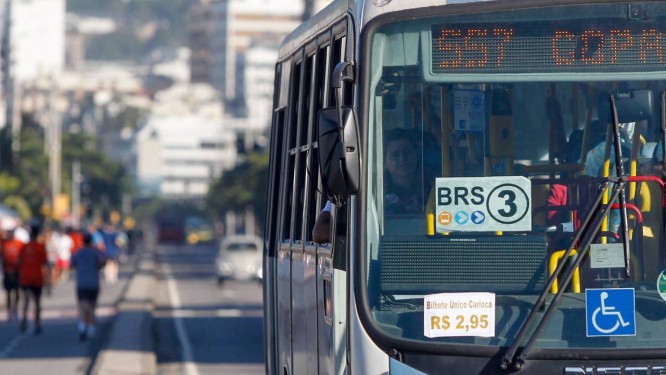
left=332, top=60, right=355, bottom=143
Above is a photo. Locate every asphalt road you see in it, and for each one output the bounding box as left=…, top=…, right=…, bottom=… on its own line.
left=0, top=252, right=135, bottom=374
left=153, top=242, right=265, bottom=375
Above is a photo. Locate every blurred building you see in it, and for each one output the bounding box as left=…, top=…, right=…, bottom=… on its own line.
left=241, top=44, right=276, bottom=144
left=0, top=0, right=66, bottom=147
left=135, top=113, right=236, bottom=198
left=209, top=0, right=301, bottom=119
left=189, top=0, right=213, bottom=84
left=65, top=14, right=117, bottom=71
left=190, top=0, right=330, bottom=126
left=9, top=0, right=65, bottom=82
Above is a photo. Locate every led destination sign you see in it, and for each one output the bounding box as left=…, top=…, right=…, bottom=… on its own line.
left=431, top=21, right=666, bottom=73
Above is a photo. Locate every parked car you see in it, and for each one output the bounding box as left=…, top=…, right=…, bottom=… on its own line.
left=215, top=235, right=263, bottom=285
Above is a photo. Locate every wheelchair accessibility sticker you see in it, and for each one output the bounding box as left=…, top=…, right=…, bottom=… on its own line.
left=586, top=288, right=636, bottom=337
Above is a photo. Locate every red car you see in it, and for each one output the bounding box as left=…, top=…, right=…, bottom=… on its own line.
left=157, top=217, right=184, bottom=244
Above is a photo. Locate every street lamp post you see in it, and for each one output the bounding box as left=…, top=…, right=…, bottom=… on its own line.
left=72, top=160, right=82, bottom=228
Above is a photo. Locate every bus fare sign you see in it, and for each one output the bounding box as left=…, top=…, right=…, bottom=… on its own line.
left=434, top=176, right=531, bottom=233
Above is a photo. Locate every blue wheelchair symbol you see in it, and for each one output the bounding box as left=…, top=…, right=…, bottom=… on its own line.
left=455, top=211, right=469, bottom=225
left=586, top=288, right=635, bottom=337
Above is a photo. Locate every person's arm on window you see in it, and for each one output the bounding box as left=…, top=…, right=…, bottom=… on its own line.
left=312, top=201, right=332, bottom=243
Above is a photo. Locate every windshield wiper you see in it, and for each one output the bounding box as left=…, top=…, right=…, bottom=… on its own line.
left=610, top=95, right=632, bottom=279
left=501, top=95, right=631, bottom=371
left=661, top=92, right=666, bottom=182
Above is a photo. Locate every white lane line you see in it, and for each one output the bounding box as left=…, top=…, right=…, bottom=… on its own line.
left=41, top=306, right=117, bottom=319
left=163, top=263, right=200, bottom=375
left=0, top=335, right=24, bottom=358
left=152, top=308, right=262, bottom=319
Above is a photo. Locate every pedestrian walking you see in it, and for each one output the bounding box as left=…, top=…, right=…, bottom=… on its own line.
left=102, top=224, right=120, bottom=285
left=52, top=227, right=73, bottom=284
left=44, top=227, right=57, bottom=294
left=14, top=225, right=29, bottom=244
left=65, top=226, right=84, bottom=256
left=70, top=231, right=106, bottom=341
left=1, top=229, right=22, bottom=321
left=17, top=225, right=48, bottom=334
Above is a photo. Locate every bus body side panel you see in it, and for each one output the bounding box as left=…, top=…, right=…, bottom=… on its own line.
left=302, top=245, right=320, bottom=374
left=274, top=54, right=295, bottom=375
left=277, top=241, right=293, bottom=374
left=345, top=2, right=397, bottom=370
left=333, top=267, right=349, bottom=375
left=291, top=245, right=308, bottom=374
left=349, top=195, right=389, bottom=374
left=349, top=299, right=390, bottom=374
left=317, top=248, right=335, bottom=375
left=263, top=124, right=279, bottom=375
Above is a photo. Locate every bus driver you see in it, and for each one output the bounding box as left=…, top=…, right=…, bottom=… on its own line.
left=313, top=128, right=425, bottom=243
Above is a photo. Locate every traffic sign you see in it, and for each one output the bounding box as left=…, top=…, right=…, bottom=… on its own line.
left=434, top=176, right=531, bottom=232
left=586, top=288, right=636, bottom=337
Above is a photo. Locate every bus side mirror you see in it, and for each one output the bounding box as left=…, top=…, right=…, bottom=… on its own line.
left=317, top=106, right=360, bottom=202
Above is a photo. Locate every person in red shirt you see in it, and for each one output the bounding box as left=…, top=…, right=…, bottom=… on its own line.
left=1, top=229, right=22, bottom=321
left=18, top=225, right=47, bottom=334
left=66, top=227, right=84, bottom=256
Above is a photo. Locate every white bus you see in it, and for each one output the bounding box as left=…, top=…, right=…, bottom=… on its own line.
left=263, top=0, right=666, bottom=374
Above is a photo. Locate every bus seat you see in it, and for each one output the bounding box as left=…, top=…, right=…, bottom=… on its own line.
left=636, top=180, right=663, bottom=280
left=549, top=249, right=581, bottom=293
left=531, top=183, right=550, bottom=227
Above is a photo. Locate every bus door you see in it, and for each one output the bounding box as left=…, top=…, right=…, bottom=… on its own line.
left=318, top=202, right=348, bottom=375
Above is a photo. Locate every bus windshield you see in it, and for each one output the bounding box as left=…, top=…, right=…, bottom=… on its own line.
left=363, top=2, right=666, bottom=351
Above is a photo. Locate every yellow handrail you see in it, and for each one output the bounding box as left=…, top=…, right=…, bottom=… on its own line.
left=549, top=249, right=581, bottom=293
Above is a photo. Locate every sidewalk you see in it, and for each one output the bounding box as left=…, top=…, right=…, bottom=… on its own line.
left=91, top=247, right=158, bottom=375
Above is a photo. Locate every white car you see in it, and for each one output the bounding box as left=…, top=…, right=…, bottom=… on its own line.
left=215, top=235, right=263, bottom=285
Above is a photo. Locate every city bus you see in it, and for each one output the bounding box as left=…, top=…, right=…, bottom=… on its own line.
left=263, top=0, right=666, bottom=374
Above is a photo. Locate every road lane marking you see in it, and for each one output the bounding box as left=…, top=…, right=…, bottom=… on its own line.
left=163, top=263, right=200, bottom=375
left=41, top=306, right=117, bottom=319
left=0, top=335, right=24, bottom=358
left=152, top=308, right=262, bottom=319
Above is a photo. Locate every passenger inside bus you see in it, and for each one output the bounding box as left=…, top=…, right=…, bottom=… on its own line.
left=313, top=127, right=435, bottom=243
left=537, top=88, right=666, bottom=288
left=641, top=140, right=664, bottom=175
left=545, top=119, right=629, bottom=225
left=383, top=128, right=427, bottom=214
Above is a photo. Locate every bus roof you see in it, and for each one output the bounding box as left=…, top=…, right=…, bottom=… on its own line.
left=278, top=0, right=349, bottom=60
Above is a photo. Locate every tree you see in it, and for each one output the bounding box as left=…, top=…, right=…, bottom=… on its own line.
left=5, top=112, right=130, bottom=221
left=14, top=115, right=49, bottom=215
left=0, top=172, right=31, bottom=220
left=61, top=132, right=131, bottom=219
left=206, top=151, right=269, bottom=231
